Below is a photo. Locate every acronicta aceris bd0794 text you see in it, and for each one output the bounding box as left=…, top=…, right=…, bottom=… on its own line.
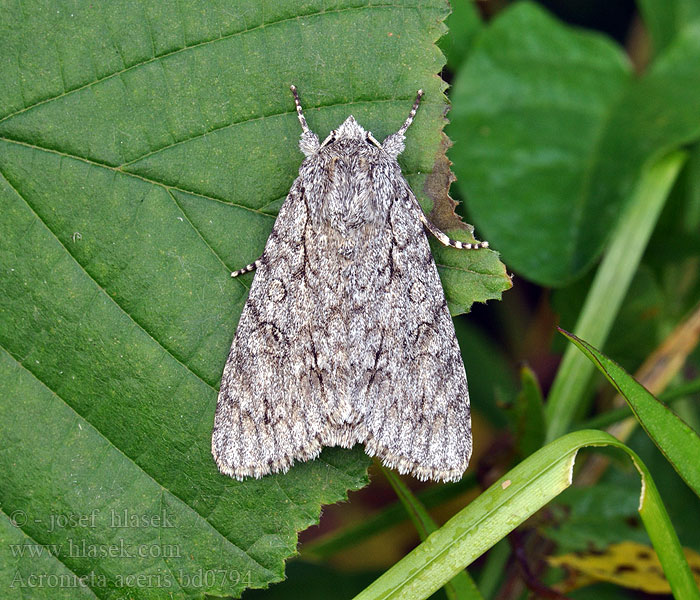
left=212, top=86, right=489, bottom=482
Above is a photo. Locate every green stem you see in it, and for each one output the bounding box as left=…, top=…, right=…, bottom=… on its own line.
left=476, top=539, right=510, bottom=599
left=302, top=473, right=476, bottom=559
left=381, top=466, right=484, bottom=600
left=545, top=151, right=687, bottom=441
left=352, top=431, right=698, bottom=600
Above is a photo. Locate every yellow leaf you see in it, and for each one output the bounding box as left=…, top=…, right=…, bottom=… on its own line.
left=548, top=541, right=700, bottom=594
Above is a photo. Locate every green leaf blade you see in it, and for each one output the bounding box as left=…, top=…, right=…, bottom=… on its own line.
left=560, top=329, right=700, bottom=498
left=448, top=2, right=631, bottom=286
left=0, top=347, right=275, bottom=596
left=513, top=366, right=546, bottom=458
left=637, top=0, right=700, bottom=56
left=381, top=467, right=484, bottom=600
left=544, top=150, right=686, bottom=440
left=449, top=2, right=700, bottom=286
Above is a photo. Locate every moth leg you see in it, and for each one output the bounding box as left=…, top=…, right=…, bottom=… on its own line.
left=231, top=257, right=263, bottom=278
left=392, top=90, right=489, bottom=250
left=290, top=84, right=320, bottom=156
left=419, top=213, right=489, bottom=250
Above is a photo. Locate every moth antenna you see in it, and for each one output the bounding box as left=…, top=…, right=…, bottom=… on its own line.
left=382, top=90, right=424, bottom=157
left=396, top=89, right=423, bottom=137
left=290, top=84, right=310, bottom=134
left=290, top=84, right=320, bottom=156
left=419, top=212, right=489, bottom=250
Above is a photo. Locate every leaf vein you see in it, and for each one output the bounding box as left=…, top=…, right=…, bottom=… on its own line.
left=119, top=97, right=419, bottom=168
left=0, top=136, right=429, bottom=216
left=0, top=137, right=273, bottom=217
left=0, top=2, right=403, bottom=125
left=0, top=344, right=277, bottom=580
left=0, top=164, right=220, bottom=395
left=0, top=504, right=102, bottom=599
left=166, top=189, right=247, bottom=291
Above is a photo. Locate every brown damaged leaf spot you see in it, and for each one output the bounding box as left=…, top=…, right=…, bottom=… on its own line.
left=422, top=132, right=475, bottom=237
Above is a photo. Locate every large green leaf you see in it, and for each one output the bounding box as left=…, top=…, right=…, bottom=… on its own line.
left=0, top=1, right=508, bottom=597
left=448, top=2, right=700, bottom=286
left=638, top=0, right=700, bottom=56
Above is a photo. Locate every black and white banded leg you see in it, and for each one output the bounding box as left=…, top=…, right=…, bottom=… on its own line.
left=419, top=213, right=489, bottom=250
left=232, top=258, right=263, bottom=278
left=392, top=91, right=489, bottom=252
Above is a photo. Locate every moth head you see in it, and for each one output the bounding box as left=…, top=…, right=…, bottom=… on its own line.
left=335, top=115, right=366, bottom=140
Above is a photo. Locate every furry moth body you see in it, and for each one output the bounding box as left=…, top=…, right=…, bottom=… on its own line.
left=212, top=86, right=489, bottom=482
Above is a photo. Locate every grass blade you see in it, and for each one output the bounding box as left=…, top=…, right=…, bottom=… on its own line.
left=352, top=430, right=698, bottom=600
left=302, top=474, right=477, bottom=560
left=545, top=150, right=687, bottom=441
left=561, top=329, right=700, bottom=498
left=381, top=466, right=483, bottom=600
